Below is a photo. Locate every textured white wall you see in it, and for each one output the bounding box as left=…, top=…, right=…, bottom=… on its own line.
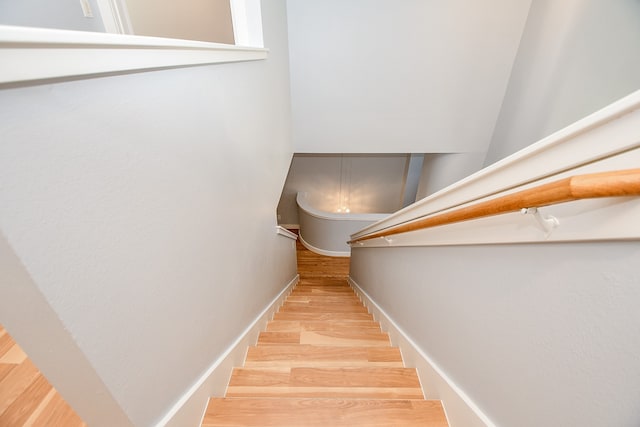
left=286, top=0, right=531, bottom=153
left=415, top=153, right=485, bottom=200
left=351, top=242, right=640, bottom=427
left=484, top=0, right=640, bottom=166
left=0, top=1, right=294, bottom=425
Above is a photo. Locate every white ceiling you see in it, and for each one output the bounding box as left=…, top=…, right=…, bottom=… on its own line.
left=287, top=0, right=532, bottom=154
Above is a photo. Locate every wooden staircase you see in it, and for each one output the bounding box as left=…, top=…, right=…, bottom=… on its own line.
left=202, top=236, right=448, bottom=426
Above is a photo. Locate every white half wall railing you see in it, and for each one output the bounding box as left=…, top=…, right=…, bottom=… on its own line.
left=346, top=89, right=640, bottom=427
left=349, top=88, right=640, bottom=248
left=297, top=192, right=387, bottom=257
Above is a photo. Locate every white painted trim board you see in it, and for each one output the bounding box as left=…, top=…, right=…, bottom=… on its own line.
left=349, top=277, right=496, bottom=427
left=0, top=25, right=268, bottom=84
left=297, top=192, right=389, bottom=222
left=275, top=226, right=298, bottom=240
left=351, top=89, right=640, bottom=241
left=298, top=233, right=350, bottom=258
left=157, top=274, right=299, bottom=427
left=278, top=224, right=300, bottom=230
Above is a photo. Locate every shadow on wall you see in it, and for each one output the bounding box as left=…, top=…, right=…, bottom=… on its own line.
left=483, top=0, right=640, bottom=166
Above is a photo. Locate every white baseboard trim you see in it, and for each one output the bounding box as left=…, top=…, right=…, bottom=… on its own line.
left=157, top=274, right=299, bottom=427
left=348, top=277, right=496, bottom=427
left=278, top=223, right=299, bottom=230
left=276, top=226, right=298, bottom=240
left=298, top=233, right=350, bottom=258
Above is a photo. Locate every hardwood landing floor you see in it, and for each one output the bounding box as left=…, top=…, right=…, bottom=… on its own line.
left=202, top=236, right=448, bottom=426
left=0, top=326, right=85, bottom=427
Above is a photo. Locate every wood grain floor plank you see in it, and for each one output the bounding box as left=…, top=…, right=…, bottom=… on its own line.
left=282, top=299, right=365, bottom=306
left=294, top=285, right=351, bottom=289
left=0, top=344, right=28, bottom=364
left=203, top=237, right=446, bottom=425
left=289, top=290, right=355, bottom=297
left=30, top=391, right=86, bottom=427
left=289, top=291, right=355, bottom=297
left=299, top=330, right=390, bottom=347
left=278, top=304, right=369, bottom=314
left=0, top=374, right=52, bottom=426
left=257, top=332, right=300, bottom=345
left=0, top=326, right=85, bottom=426
left=245, top=345, right=403, bottom=368
left=23, top=388, right=56, bottom=427
left=294, top=281, right=351, bottom=287
left=229, top=367, right=421, bottom=388
left=289, top=367, right=421, bottom=388
left=273, top=312, right=374, bottom=321
left=225, top=386, right=424, bottom=399
left=285, top=296, right=363, bottom=304
left=0, top=359, right=41, bottom=415
left=228, top=368, right=291, bottom=387
left=265, top=320, right=381, bottom=332
left=0, top=333, right=15, bottom=359
left=293, top=282, right=352, bottom=287
left=203, top=398, right=448, bottom=427
left=282, top=303, right=365, bottom=311
left=0, top=364, right=17, bottom=384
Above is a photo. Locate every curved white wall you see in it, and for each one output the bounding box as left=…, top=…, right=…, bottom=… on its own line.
left=277, top=154, right=408, bottom=226
left=297, top=193, right=387, bottom=256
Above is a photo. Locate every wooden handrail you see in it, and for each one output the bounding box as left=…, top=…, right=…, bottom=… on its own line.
left=348, top=169, right=640, bottom=244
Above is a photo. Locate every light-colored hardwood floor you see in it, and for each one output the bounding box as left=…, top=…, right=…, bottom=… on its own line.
left=0, top=326, right=85, bottom=427
left=202, top=235, right=448, bottom=426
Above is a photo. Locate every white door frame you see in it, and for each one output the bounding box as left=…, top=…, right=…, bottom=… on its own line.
left=95, top=0, right=133, bottom=34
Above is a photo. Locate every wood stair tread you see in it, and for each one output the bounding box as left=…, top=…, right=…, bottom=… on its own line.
left=265, top=320, right=381, bottom=332
left=245, top=345, right=403, bottom=367
left=290, top=287, right=355, bottom=293
left=226, top=367, right=423, bottom=398
left=294, top=282, right=352, bottom=288
left=229, top=367, right=421, bottom=386
left=273, top=312, right=374, bottom=321
left=202, top=239, right=449, bottom=426
left=278, top=305, right=369, bottom=314
left=285, top=295, right=363, bottom=303
left=257, top=330, right=390, bottom=346
left=203, top=398, right=448, bottom=427
left=292, top=283, right=352, bottom=288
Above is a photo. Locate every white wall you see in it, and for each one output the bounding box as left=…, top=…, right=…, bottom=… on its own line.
left=277, top=154, right=408, bottom=225
left=484, top=0, right=640, bottom=166
left=125, top=0, right=234, bottom=43
left=401, top=153, right=424, bottom=207
left=415, top=153, right=485, bottom=200
left=286, top=0, right=531, bottom=153
left=351, top=242, right=640, bottom=427
left=0, top=0, right=105, bottom=32
left=0, top=1, right=295, bottom=426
